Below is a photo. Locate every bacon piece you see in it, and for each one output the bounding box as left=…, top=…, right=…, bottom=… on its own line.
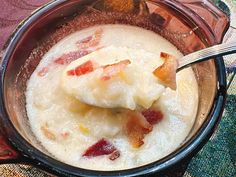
left=41, top=46, right=103, bottom=75
left=153, top=52, right=178, bottom=90
left=125, top=111, right=153, bottom=148
left=67, top=60, right=95, bottom=76
left=142, top=109, right=163, bottom=125
left=38, top=67, right=49, bottom=77
left=109, top=150, right=120, bottom=161
left=77, top=29, right=103, bottom=49
left=101, top=59, right=131, bottom=80
left=54, top=50, right=90, bottom=65
left=83, top=138, right=117, bottom=157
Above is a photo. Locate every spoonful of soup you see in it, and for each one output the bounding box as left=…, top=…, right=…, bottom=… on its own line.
left=61, top=42, right=235, bottom=110
left=61, top=46, right=166, bottom=110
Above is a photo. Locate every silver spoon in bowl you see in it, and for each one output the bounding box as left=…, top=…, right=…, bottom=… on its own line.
left=177, top=42, right=236, bottom=71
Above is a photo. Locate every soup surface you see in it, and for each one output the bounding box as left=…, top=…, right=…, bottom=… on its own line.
left=26, top=24, right=198, bottom=170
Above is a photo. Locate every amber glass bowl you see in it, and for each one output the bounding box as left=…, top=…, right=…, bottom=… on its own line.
left=0, top=0, right=229, bottom=176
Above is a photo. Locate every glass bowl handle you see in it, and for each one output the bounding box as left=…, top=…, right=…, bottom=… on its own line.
left=94, top=0, right=229, bottom=43
left=177, top=0, right=230, bottom=43
left=178, top=0, right=235, bottom=89
left=0, top=52, right=20, bottom=163
left=0, top=131, right=20, bottom=163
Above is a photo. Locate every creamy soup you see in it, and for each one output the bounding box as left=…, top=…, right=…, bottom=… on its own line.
left=26, top=25, right=198, bottom=170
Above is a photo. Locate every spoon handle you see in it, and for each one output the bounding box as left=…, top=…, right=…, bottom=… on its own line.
left=178, top=42, right=236, bottom=70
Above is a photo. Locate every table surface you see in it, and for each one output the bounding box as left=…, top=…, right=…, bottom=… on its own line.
left=0, top=0, right=235, bottom=177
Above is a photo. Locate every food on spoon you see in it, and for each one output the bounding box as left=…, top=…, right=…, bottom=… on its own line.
left=26, top=25, right=198, bottom=170
left=101, top=59, right=131, bottom=81
left=61, top=46, right=165, bottom=110
left=153, top=52, right=178, bottom=90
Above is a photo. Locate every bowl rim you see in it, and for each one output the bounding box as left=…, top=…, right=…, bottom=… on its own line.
left=0, top=0, right=227, bottom=176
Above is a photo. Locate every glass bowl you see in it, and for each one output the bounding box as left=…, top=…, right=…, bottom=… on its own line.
left=0, top=0, right=229, bottom=176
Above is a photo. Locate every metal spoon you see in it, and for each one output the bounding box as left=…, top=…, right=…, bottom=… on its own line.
left=177, top=42, right=236, bottom=71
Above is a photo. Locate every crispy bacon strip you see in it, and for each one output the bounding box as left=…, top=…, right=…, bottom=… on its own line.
left=38, top=51, right=89, bottom=77
left=141, top=109, right=163, bottom=125
left=77, top=29, right=103, bottom=49
left=125, top=111, right=153, bottom=148
left=83, top=138, right=118, bottom=158
left=153, top=52, right=178, bottom=90
left=101, top=59, right=131, bottom=80
left=67, top=60, right=95, bottom=76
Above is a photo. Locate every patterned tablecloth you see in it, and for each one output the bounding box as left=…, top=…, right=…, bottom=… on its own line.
left=0, top=0, right=235, bottom=177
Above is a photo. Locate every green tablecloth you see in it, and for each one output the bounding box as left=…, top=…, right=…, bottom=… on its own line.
left=185, top=95, right=236, bottom=177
